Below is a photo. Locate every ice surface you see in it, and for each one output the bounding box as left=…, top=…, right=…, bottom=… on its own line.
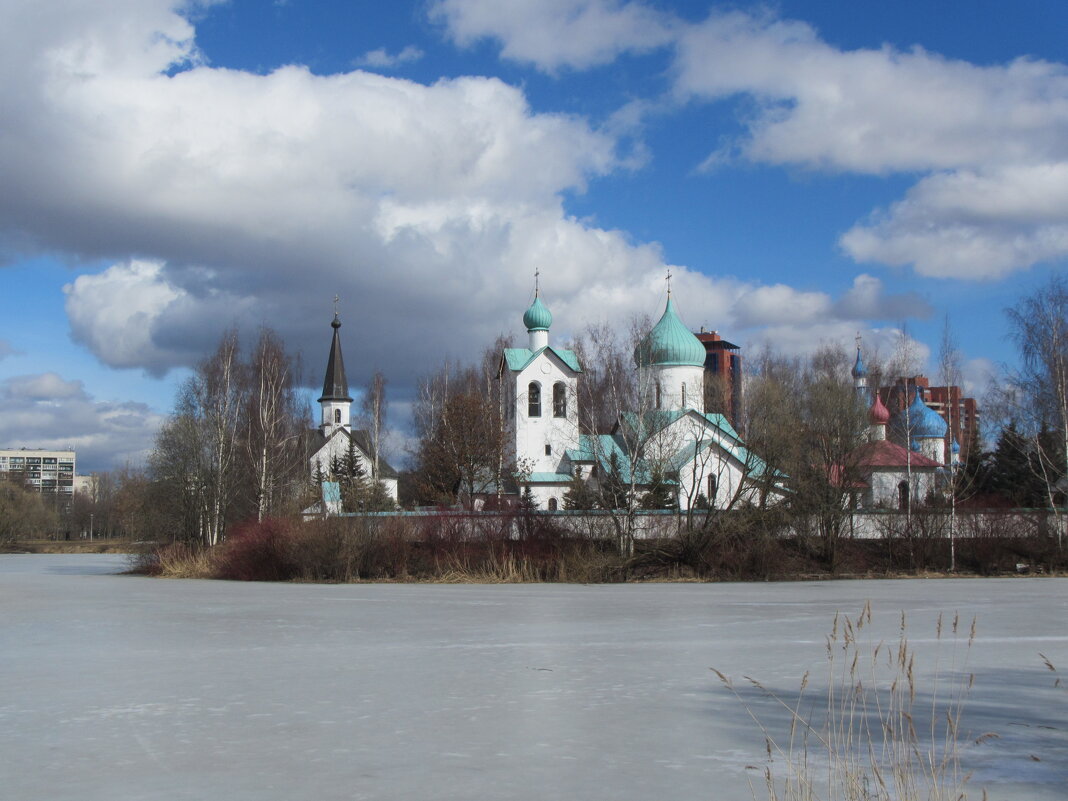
left=1, top=554, right=1065, bottom=800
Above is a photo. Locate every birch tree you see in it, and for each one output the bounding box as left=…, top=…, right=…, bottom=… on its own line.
left=1006, top=276, right=1068, bottom=517
left=245, top=328, right=305, bottom=521
left=360, top=370, right=388, bottom=482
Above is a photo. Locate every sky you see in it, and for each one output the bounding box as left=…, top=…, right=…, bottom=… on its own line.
left=1, top=0, right=1067, bottom=472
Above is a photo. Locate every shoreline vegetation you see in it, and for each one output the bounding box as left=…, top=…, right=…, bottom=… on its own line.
left=60, top=513, right=1066, bottom=582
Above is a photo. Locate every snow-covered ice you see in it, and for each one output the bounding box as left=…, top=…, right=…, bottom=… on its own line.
left=1, top=554, right=1065, bottom=800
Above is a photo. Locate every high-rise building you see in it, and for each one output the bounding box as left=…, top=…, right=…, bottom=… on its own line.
left=878, top=376, right=980, bottom=463
left=695, top=329, right=743, bottom=428
left=0, top=448, right=76, bottom=497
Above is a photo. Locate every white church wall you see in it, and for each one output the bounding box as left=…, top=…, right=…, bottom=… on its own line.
left=513, top=354, right=580, bottom=476
left=866, top=469, right=936, bottom=509
left=639, top=364, right=706, bottom=413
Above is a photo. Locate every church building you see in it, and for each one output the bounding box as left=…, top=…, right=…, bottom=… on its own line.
left=499, top=284, right=776, bottom=511
left=842, top=346, right=946, bottom=509
left=307, top=311, right=399, bottom=505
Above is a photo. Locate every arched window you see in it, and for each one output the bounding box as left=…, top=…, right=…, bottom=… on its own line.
left=707, top=475, right=717, bottom=503
left=548, top=497, right=558, bottom=511
left=655, top=382, right=662, bottom=410
left=334, top=409, right=341, bottom=424
left=898, top=481, right=910, bottom=510
left=528, top=382, right=541, bottom=417
left=681, top=382, right=687, bottom=409
left=553, top=382, right=566, bottom=417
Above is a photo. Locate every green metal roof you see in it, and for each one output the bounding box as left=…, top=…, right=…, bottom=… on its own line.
left=634, top=298, right=706, bottom=368
left=523, top=296, right=553, bottom=331
left=503, top=346, right=582, bottom=373
left=524, top=472, right=574, bottom=483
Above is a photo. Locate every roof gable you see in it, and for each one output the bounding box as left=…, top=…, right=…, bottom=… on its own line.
left=502, top=346, right=582, bottom=374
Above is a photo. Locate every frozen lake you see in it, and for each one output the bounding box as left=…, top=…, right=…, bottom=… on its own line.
left=1, top=554, right=1065, bottom=800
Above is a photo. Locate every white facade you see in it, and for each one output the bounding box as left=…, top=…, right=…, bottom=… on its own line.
left=507, top=352, right=580, bottom=475
left=639, top=364, right=706, bottom=414
left=308, top=313, right=399, bottom=507
left=0, top=448, right=76, bottom=497
left=308, top=430, right=399, bottom=504
left=500, top=292, right=774, bottom=512
left=320, top=399, right=350, bottom=437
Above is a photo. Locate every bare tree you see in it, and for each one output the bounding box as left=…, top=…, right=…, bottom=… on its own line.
left=939, top=314, right=964, bottom=569
left=245, top=328, right=306, bottom=521
left=1006, top=276, right=1068, bottom=517
left=359, top=370, right=388, bottom=483
left=412, top=363, right=507, bottom=507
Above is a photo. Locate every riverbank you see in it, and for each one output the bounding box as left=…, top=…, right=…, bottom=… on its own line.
left=4, top=539, right=137, bottom=554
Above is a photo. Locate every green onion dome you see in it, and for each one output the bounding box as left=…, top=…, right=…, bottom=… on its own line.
left=634, top=298, right=706, bottom=368
left=523, top=296, right=552, bottom=331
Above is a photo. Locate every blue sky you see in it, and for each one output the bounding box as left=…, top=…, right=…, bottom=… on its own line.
left=1, top=0, right=1067, bottom=471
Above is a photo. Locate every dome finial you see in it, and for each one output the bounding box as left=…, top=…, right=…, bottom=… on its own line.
left=666, top=267, right=673, bottom=298
left=534, top=268, right=540, bottom=298
left=332, top=294, right=341, bottom=328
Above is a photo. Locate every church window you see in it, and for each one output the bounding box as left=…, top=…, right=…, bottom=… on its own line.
left=334, top=409, right=341, bottom=424
left=707, top=475, right=717, bottom=503
left=553, top=382, right=566, bottom=417
left=528, top=382, right=541, bottom=417
left=545, top=444, right=551, bottom=456
left=548, top=497, right=558, bottom=511
left=898, top=481, right=910, bottom=510
left=681, top=382, right=687, bottom=408
left=655, top=382, right=662, bottom=409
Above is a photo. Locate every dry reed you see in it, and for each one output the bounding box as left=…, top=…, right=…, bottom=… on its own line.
left=715, top=603, right=982, bottom=801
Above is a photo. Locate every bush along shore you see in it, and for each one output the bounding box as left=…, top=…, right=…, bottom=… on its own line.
left=127, top=513, right=1068, bottom=583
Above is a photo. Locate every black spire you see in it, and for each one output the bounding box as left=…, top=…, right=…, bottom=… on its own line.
left=318, top=312, right=353, bottom=403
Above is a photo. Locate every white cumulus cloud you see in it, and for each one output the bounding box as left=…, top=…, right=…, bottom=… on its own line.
left=672, top=10, right=1068, bottom=279
left=0, top=372, right=162, bottom=471
left=430, top=0, right=674, bottom=72
left=354, top=45, right=424, bottom=69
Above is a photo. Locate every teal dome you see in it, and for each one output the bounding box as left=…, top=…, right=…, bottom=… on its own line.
left=634, top=298, right=706, bottom=368
left=523, top=296, right=552, bottom=331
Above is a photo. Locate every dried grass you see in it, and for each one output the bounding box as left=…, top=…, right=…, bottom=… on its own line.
left=715, top=603, right=981, bottom=801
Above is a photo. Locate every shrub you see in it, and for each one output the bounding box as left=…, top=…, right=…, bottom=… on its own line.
left=215, top=519, right=300, bottom=581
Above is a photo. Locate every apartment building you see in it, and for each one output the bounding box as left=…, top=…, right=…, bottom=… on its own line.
left=0, top=448, right=76, bottom=497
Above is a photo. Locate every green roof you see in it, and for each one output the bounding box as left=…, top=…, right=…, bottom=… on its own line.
left=503, top=346, right=582, bottom=373
left=524, top=472, right=573, bottom=483
left=634, top=298, right=706, bottom=368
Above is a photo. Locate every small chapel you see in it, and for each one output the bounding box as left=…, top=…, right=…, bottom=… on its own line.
left=498, top=283, right=776, bottom=511
left=843, top=346, right=956, bottom=509
left=306, top=311, right=399, bottom=506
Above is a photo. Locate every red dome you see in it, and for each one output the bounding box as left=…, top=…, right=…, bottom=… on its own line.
left=869, top=393, right=891, bottom=425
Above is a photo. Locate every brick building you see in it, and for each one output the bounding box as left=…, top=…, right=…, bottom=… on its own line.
left=695, top=329, right=743, bottom=429
left=879, top=376, right=979, bottom=462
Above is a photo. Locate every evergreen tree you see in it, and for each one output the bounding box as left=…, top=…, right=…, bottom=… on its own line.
left=563, top=467, right=596, bottom=510
left=957, top=425, right=991, bottom=501
left=598, top=452, right=630, bottom=510
left=335, top=439, right=370, bottom=512
left=988, top=422, right=1043, bottom=507
left=640, top=469, right=677, bottom=510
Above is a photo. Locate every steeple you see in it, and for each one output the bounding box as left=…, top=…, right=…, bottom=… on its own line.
left=319, top=302, right=353, bottom=436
